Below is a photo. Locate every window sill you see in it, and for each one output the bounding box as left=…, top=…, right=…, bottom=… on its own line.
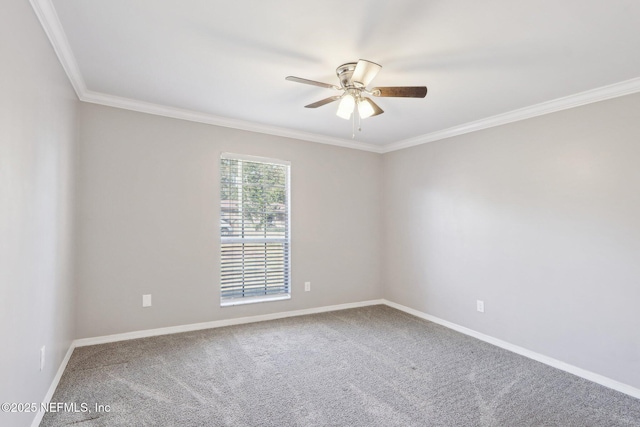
left=220, top=294, right=291, bottom=307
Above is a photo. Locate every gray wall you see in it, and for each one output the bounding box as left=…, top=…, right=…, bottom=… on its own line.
left=383, top=93, right=640, bottom=389
left=75, top=103, right=383, bottom=338
left=0, top=1, right=78, bottom=426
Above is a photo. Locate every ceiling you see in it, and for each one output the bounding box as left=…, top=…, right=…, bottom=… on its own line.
left=34, top=0, right=640, bottom=152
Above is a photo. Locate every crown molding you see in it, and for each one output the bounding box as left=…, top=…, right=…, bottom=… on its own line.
left=381, top=76, right=640, bottom=153
left=80, top=90, right=384, bottom=153
left=30, top=0, right=86, bottom=97
left=30, top=0, right=640, bottom=155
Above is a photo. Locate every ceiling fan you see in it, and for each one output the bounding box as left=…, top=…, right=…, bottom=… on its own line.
left=286, top=59, right=427, bottom=121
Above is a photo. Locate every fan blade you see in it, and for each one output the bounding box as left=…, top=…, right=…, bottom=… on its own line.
left=286, top=76, right=339, bottom=90
left=305, top=96, right=342, bottom=108
left=352, top=59, right=382, bottom=87
left=372, top=86, right=427, bottom=98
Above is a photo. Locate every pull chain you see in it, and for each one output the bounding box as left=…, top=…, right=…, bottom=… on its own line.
left=350, top=98, right=363, bottom=139
left=352, top=105, right=356, bottom=139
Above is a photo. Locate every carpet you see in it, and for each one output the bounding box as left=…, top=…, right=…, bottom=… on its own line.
left=41, top=305, right=640, bottom=426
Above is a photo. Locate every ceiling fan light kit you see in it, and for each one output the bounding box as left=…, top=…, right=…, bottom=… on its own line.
left=358, top=97, right=376, bottom=119
left=286, top=59, right=427, bottom=137
left=336, top=94, right=356, bottom=119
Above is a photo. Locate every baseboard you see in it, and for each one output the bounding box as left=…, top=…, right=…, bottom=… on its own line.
left=382, top=299, right=640, bottom=400
left=74, top=299, right=385, bottom=347
left=30, top=343, right=75, bottom=427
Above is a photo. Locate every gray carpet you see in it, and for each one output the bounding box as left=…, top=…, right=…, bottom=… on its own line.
left=41, top=305, right=640, bottom=426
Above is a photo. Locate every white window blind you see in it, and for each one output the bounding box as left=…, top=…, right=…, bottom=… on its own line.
left=220, top=153, right=290, bottom=305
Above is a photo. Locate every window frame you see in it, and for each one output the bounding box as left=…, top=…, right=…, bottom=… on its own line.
left=219, top=152, right=291, bottom=307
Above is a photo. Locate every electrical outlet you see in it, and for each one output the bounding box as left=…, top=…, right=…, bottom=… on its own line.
left=40, top=346, right=45, bottom=371
left=477, top=300, right=485, bottom=313
left=304, top=282, right=311, bottom=292
left=143, top=294, right=152, bottom=307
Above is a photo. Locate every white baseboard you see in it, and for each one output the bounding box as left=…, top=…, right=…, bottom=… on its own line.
left=382, top=299, right=640, bottom=400
left=30, top=344, right=75, bottom=427
left=74, top=299, right=385, bottom=347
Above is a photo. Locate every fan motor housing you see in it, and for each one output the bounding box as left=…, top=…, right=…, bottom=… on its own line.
left=336, top=63, right=358, bottom=89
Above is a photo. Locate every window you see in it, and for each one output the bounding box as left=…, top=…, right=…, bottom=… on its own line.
left=220, top=153, right=291, bottom=306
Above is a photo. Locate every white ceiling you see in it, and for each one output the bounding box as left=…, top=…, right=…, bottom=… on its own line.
left=36, top=0, right=640, bottom=151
